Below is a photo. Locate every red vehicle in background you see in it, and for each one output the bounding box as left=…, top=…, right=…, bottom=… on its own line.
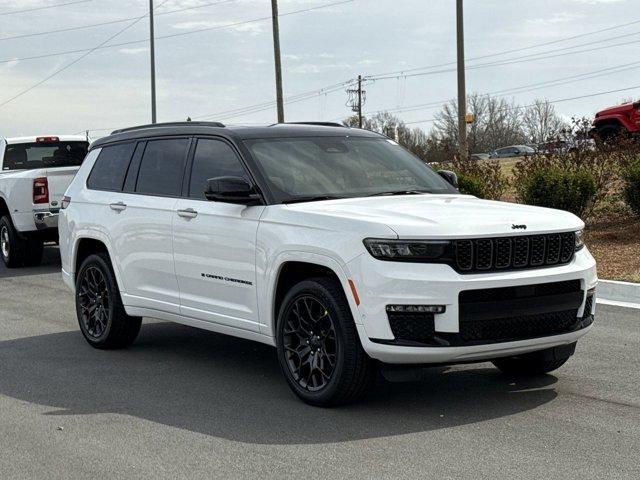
left=591, top=99, right=640, bottom=141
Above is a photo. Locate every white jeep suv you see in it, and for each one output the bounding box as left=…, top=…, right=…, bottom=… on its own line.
left=59, top=122, right=597, bottom=406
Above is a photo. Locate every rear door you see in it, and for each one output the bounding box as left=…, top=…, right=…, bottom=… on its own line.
left=111, top=137, right=191, bottom=313
left=173, top=137, right=264, bottom=332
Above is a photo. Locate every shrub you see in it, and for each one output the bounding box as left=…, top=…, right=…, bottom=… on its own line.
left=622, top=160, right=640, bottom=215
left=520, top=167, right=597, bottom=218
left=457, top=174, right=487, bottom=198
left=440, top=157, right=508, bottom=200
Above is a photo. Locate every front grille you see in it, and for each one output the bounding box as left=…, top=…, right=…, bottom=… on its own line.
left=454, top=232, right=575, bottom=273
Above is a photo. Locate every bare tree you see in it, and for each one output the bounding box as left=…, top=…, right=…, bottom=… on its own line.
left=432, top=93, right=526, bottom=154
left=344, top=112, right=430, bottom=160
left=522, top=99, right=566, bottom=144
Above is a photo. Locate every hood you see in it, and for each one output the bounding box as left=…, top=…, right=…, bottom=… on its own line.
left=596, top=102, right=635, bottom=116
left=285, top=194, right=583, bottom=238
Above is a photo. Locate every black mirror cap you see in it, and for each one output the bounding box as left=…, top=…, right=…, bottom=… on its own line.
left=437, top=170, right=459, bottom=188
left=204, top=176, right=262, bottom=205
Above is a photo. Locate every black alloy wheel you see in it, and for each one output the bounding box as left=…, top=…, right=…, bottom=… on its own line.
left=75, top=253, right=141, bottom=349
left=77, top=266, right=111, bottom=340
left=282, top=295, right=338, bottom=392
left=276, top=277, right=373, bottom=406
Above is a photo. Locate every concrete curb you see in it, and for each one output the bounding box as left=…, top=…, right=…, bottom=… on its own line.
left=597, top=280, right=640, bottom=310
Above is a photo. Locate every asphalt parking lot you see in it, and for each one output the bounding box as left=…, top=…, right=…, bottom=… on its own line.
left=1, top=247, right=639, bottom=480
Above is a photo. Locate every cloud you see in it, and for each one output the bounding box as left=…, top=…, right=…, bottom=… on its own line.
left=171, top=20, right=264, bottom=35
left=118, top=47, right=149, bottom=55
left=566, top=0, right=625, bottom=3
left=526, top=12, right=584, bottom=26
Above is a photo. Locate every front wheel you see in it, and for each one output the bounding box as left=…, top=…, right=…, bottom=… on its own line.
left=75, top=253, right=141, bottom=349
left=276, top=277, right=373, bottom=407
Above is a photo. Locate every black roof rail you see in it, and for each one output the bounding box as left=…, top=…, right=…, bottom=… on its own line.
left=111, top=121, right=225, bottom=135
left=280, top=122, right=348, bottom=128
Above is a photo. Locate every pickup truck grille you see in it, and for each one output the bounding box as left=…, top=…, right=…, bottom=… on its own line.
left=454, top=232, right=575, bottom=273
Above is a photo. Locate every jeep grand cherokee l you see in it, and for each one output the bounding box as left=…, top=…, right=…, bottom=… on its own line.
left=59, top=122, right=597, bottom=406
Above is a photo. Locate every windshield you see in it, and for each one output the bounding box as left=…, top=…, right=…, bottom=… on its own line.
left=244, top=136, right=455, bottom=203
left=2, top=141, right=88, bottom=171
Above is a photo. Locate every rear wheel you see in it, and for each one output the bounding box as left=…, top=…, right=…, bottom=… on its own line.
left=0, top=215, right=26, bottom=268
left=276, top=277, right=373, bottom=407
left=492, top=342, right=576, bottom=376
left=75, top=252, right=141, bottom=349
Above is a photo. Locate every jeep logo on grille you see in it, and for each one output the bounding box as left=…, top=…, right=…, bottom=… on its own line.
left=511, top=224, right=527, bottom=230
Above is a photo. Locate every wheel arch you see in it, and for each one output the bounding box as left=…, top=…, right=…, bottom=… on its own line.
left=266, top=253, right=362, bottom=340
left=594, top=115, right=634, bottom=132
left=72, top=234, right=125, bottom=294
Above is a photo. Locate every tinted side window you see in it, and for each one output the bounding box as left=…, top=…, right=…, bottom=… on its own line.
left=87, top=142, right=135, bottom=191
left=135, top=138, right=190, bottom=196
left=188, top=139, right=248, bottom=199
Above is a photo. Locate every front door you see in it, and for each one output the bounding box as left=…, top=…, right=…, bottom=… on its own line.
left=173, top=137, right=264, bottom=331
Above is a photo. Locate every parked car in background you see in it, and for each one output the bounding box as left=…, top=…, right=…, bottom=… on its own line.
left=489, top=145, right=536, bottom=158
left=0, top=135, right=88, bottom=267
left=60, top=122, right=596, bottom=407
left=537, top=138, right=596, bottom=155
left=591, top=99, right=640, bottom=141
left=470, top=153, right=490, bottom=161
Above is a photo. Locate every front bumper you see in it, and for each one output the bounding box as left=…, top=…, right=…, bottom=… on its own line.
left=33, top=210, right=60, bottom=230
left=346, top=247, right=597, bottom=364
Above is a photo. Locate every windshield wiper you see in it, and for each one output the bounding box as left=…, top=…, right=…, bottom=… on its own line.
left=282, top=195, right=347, bottom=204
left=367, top=189, right=432, bottom=197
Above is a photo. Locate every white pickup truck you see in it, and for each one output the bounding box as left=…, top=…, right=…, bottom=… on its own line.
left=0, top=135, right=88, bottom=267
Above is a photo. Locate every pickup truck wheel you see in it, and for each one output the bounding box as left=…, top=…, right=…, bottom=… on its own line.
left=276, top=277, right=373, bottom=406
left=23, top=238, right=44, bottom=267
left=75, top=253, right=141, bottom=349
left=492, top=343, right=576, bottom=376
left=0, top=215, right=26, bottom=268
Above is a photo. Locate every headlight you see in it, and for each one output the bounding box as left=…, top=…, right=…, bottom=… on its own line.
left=575, top=230, right=585, bottom=251
left=363, top=238, right=451, bottom=261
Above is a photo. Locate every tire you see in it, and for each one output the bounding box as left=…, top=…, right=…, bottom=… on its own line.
left=0, top=215, right=27, bottom=268
left=75, top=252, right=141, bottom=349
left=492, top=342, right=576, bottom=376
left=595, top=124, right=626, bottom=145
left=23, top=238, right=44, bottom=267
left=276, top=277, right=374, bottom=407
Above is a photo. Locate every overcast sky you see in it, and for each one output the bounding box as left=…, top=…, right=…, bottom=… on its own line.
left=0, top=0, right=637, bottom=138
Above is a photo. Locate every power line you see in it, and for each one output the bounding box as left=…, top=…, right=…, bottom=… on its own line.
left=0, top=0, right=354, bottom=64
left=0, top=0, right=91, bottom=16
left=0, top=0, right=170, bottom=109
left=403, top=84, right=640, bottom=125
left=369, top=18, right=640, bottom=79
left=0, top=0, right=238, bottom=42
left=360, top=59, right=640, bottom=119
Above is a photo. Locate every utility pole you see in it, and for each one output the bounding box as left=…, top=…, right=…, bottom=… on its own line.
left=456, top=0, right=467, bottom=159
left=357, top=75, right=363, bottom=128
left=270, top=0, right=285, bottom=123
left=149, top=0, right=157, bottom=123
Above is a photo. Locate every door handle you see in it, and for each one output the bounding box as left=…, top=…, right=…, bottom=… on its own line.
left=109, top=202, right=127, bottom=212
left=177, top=208, right=198, bottom=219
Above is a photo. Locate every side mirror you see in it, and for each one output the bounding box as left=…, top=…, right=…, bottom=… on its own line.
left=204, top=176, right=262, bottom=205
left=437, top=170, right=458, bottom=188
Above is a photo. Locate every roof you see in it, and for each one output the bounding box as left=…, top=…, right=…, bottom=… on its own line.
left=2, top=135, right=88, bottom=145
left=91, top=122, right=381, bottom=149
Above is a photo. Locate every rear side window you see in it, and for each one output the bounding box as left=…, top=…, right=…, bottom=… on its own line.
left=188, top=139, right=248, bottom=199
left=135, top=138, right=190, bottom=197
left=87, top=143, right=135, bottom=191
left=3, top=141, right=88, bottom=171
